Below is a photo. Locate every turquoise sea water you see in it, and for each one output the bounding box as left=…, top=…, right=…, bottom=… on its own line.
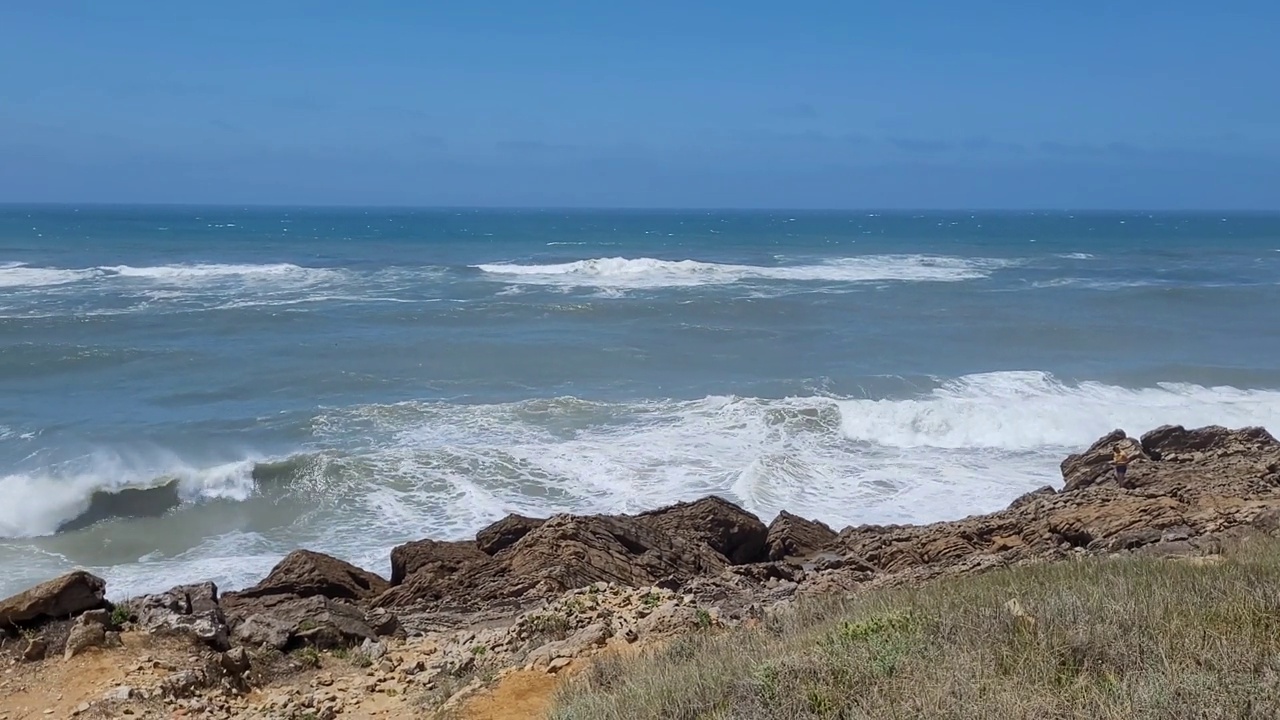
left=2, top=207, right=1279, bottom=598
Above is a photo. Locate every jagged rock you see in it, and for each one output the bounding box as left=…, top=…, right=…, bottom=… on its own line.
left=765, top=511, right=837, bottom=560
left=1007, top=485, right=1056, bottom=510
left=232, top=550, right=389, bottom=602
left=360, top=637, right=388, bottom=661
left=1061, top=430, right=1144, bottom=492
left=476, top=514, right=546, bottom=556
left=635, top=604, right=704, bottom=637
left=231, top=613, right=293, bottom=651
left=389, top=539, right=488, bottom=585
left=64, top=614, right=109, bottom=659
left=159, top=669, right=206, bottom=698
left=225, top=595, right=376, bottom=650
left=220, top=646, right=251, bottom=675
left=526, top=622, right=612, bottom=669
left=637, top=496, right=769, bottom=564
left=365, top=607, right=405, bottom=638
left=132, top=582, right=229, bottom=650
left=21, top=636, right=48, bottom=662
left=506, top=513, right=730, bottom=591
left=0, top=570, right=107, bottom=628
left=1141, top=425, right=1278, bottom=461
left=375, top=509, right=740, bottom=610
left=103, top=686, right=134, bottom=703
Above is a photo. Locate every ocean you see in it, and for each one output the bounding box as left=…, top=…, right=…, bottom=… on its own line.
left=2, top=207, right=1279, bottom=599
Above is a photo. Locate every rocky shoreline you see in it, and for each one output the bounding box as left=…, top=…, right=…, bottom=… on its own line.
left=2, top=423, right=1279, bottom=719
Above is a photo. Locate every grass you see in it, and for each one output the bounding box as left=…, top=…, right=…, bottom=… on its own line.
left=551, top=534, right=1280, bottom=720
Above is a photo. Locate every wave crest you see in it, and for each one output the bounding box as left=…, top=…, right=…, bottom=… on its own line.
left=0, top=452, right=327, bottom=538
left=474, top=255, right=1013, bottom=289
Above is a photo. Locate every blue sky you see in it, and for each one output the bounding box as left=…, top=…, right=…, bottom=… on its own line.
left=2, top=2, right=1277, bottom=208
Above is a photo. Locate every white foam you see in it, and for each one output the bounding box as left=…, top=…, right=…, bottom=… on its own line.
left=309, top=371, right=1280, bottom=544
left=0, top=451, right=260, bottom=538
left=11, top=372, right=1280, bottom=597
left=101, top=263, right=337, bottom=284
left=0, top=263, right=101, bottom=288
left=1056, top=252, right=1096, bottom=260
left=474, top=255, right=1012, bottom=289
left=837, top=371, right=1280, bottom=449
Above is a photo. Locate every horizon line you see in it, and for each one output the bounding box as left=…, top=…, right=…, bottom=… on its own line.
left=2, top=202, right=1279, bottom=215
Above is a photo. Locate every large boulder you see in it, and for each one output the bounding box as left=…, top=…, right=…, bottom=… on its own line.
left=373, top=511, right=735, bottom=610
left=389, top=539, right=488, bottom=585
left=0, top=571, right=107, bottom=629
left=224, top=595, right=378, bottom=651
left=1061, top=430, right=1144, bottom=492
left=1141, top=425, right=1279, bottom=461
left=765, top=511, right=837, bottom=560
left=636, top=496, right=768, bottom=564
left=504, top=513, right=730, bottom=591
left=233, top=550, right=389, bottom=602
left=131, top=582, right=229, bottom=650
left=476, top=514, right=546, bottom=556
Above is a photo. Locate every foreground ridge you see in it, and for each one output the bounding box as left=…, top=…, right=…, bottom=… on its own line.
left=1, top=424, right=1277, bottom=719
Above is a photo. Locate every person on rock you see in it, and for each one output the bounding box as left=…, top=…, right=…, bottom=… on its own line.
left=1112, top=443, right=1132, bottom=488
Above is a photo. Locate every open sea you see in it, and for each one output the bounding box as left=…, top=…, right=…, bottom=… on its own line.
left=2, top=207, right=1279, bottom=599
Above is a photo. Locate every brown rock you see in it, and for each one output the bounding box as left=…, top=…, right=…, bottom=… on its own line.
left=1060, top=430, right=1143, bottom=492
left=21, top=637, right=48, bottom=662
left=476, top=514, right=545, bottom=556
left=224, top=594, right=376, bottom=650
left=506, top=513, right=730, bottom=592
left=637, top=496, right=768, bottom=564
left=233, top=550, right=389, bottom=602
left=132, top=582, right=229, bottom=650
left=63, top=615, right=109, bottom=660
left=765, top=511, right=837, bottom=560
left=0, top=571, right=107, bottom=629
left=1141, top=425, right=1278, bottom=461
left=389, top=539, right=488, bottom=585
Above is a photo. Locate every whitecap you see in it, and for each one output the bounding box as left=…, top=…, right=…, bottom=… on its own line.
left=473, top=255, right=1014, bottom=290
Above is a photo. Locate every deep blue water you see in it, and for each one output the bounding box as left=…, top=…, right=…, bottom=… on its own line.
left=2, top=207, right=1279, bottom=598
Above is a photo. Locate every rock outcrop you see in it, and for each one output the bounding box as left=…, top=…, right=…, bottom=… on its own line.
left=0, top=570, right=107, bottom=629
left=765, top=510, right=837, bottom=560
left=4, top=423, right=1279, bottom=701
left=231, top=550, right=389, bottom=602
left=475, top=514, right=545, bottom=556
left=389, top=539, right=488, bottom=585
left=374, top=500, right=755, bottom=611
left=219, top=551, right=394, bottom=651
left=635, top=496, right=769, bottom=564
left=131, top=582, right=230, bottom=650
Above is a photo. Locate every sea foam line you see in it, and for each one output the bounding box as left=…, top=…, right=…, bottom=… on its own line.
left=473, top=255, right=1015, bottom=289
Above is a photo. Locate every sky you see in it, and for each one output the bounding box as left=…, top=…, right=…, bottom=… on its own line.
left=2, top=2, right=1278, bottom=209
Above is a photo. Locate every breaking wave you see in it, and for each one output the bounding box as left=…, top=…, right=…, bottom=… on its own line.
left=473, top=255, right=1014, bottom=289
left=0, top=452, right=329, bottom=538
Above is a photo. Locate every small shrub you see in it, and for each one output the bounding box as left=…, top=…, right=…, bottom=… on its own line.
left=471, top=644, right=488, bottom=656
left=109, top=603, right=132, bottom=627
left=523, top=612, right=571, bottom=641
left=293, top=646, right=321, bottom=668
left=695, top=608, right=713, bottom=630
left=351, top=652, right=373, bottom=668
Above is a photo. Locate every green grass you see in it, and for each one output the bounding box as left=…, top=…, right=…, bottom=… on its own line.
left=551, top=535, right=1280, bottom=720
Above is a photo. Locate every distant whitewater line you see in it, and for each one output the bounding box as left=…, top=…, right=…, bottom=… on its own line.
left=473, top=255, right=1016, bottom=288
left=0, top=261, right=339, bottom=289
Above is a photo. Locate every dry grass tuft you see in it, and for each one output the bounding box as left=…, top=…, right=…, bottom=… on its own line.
left=551, top=535, right=1280, bottom=719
